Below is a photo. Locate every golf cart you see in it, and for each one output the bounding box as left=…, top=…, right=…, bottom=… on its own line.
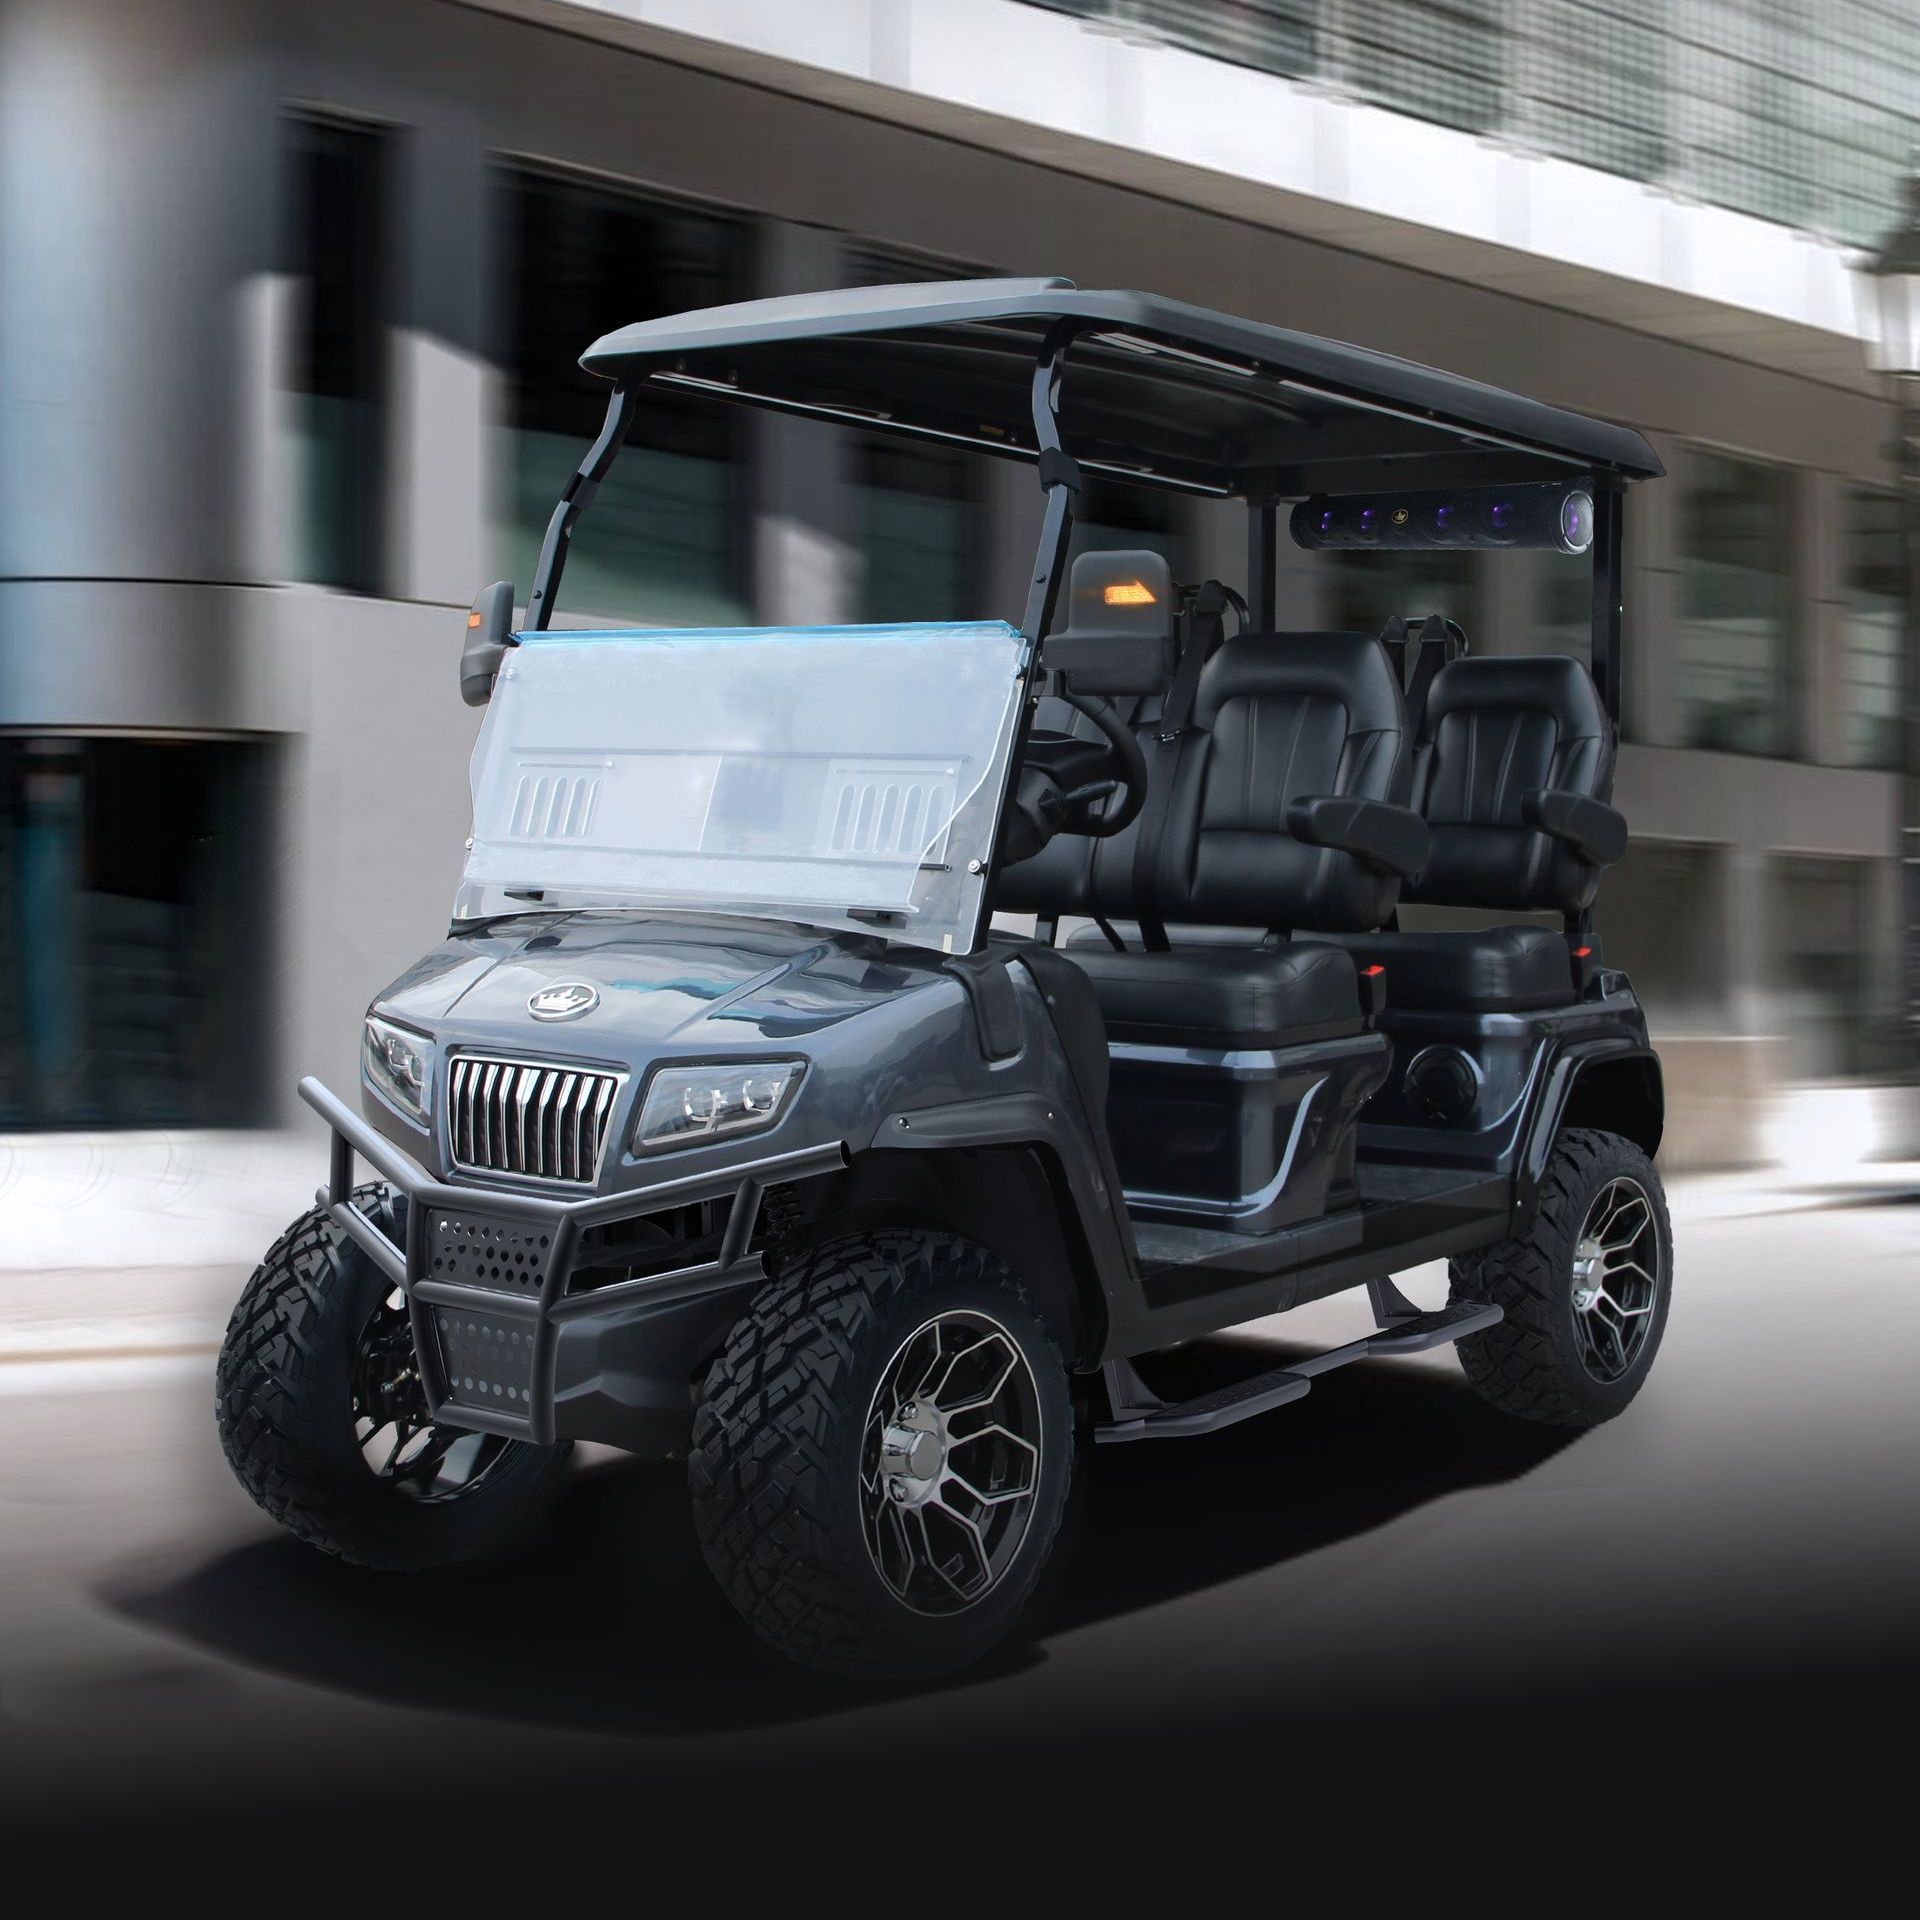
left=215, top=279, right=1672, bottom=1678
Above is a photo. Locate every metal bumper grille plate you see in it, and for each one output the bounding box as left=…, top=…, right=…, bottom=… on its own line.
left=426, top=1209, right=552, bottom=1294
left=448, top=1054, right=621, bottom=1184
left=434, top=1306, right=538, bottom=1411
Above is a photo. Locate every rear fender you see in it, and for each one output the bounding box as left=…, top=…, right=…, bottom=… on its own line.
left=1517, top=1042, right=1664, bottom=1223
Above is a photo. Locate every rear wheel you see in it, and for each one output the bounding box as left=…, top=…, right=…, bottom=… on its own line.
left=215, top=1185, right=571, bottom=1570
left=1448, top=1128, right=1672, bottom=1427
left=688, top=1229, right=1076, bottom=1678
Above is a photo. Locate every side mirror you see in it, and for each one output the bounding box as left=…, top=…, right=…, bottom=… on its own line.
left=1039, top=549, right=1175, bottom=695
left=460, top=581, right=517, bottom=707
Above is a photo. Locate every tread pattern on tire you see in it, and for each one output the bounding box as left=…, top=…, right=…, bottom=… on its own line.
left=215, top=1185, right=566, bottom=1569
left=1447, top=1127, right=1670, bottom=1428
left=215, top=1187, right=387, bottom=1561
left=688, top=1228, right=1067, bottom=1676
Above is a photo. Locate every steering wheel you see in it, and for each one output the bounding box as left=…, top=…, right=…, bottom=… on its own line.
left=1046, top=692, right=1148, bottom=837
left=999, top=692, right=1148, bottom=867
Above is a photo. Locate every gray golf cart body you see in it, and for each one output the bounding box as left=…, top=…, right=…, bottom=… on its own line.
left=306, top=277, right=1664, bottom=1457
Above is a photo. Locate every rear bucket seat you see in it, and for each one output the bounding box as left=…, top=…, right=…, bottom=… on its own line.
left=1318, top=653, right=1627, bottom=1010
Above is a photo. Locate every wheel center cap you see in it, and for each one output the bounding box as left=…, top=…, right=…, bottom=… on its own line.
left=881, top=1402, right=946, bottom=1502
left=1571, top=1236, right=1604, bottom=1309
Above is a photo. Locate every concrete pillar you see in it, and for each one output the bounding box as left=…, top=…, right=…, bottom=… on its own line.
left=751, top=220, right=855, bottom=625
left=1480, top=547, right=1532, bottom=657
left=0, top=0, right=286, bottom=733
left=1725, top=846, right=1772, bottom=1038
left=0, top=0, right=274, bottom=587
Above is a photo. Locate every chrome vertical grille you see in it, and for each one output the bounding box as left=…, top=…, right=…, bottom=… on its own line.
left=447, top=1054, right=622, bottom=1185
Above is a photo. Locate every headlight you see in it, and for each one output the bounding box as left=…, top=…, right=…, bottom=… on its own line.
left=363, top=1015, right=434, bottom=1126
left=634, top=1060, right=803, bottom=1155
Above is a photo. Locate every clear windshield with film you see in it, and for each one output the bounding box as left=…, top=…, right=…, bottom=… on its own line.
left=455, top=621, right=1029, bottom=952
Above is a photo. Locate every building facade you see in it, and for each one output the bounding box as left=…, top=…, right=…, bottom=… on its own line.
left=2, top=0, right=1915, bottom=1168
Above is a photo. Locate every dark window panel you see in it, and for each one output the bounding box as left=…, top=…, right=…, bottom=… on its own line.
left=286, top=115, right=389, bottom=595
left=1673, top=448, right=1796, bottom=758
left=844, top=245, right=994, bottom=623
left=1839, top=488, right=1905, bottom=772
left=0, top=738, right=275, bottom=1130
left=495, top=166, right=751, bottom=624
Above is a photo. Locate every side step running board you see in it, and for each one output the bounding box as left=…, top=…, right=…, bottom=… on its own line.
left=1096, top=1297, right=1503, bottom=1444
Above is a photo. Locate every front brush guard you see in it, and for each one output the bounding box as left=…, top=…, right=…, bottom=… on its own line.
left=301, top=1075, right=844, bottom=1445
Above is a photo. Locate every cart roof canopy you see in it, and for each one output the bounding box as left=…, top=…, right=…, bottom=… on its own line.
left=582, top=277, right=1663, bottom=498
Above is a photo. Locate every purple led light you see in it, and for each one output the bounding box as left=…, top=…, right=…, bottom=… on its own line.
left=1489, top=501, right=1514, bottom=530
left=1434, top=504, right=1453, bottom=530
left=1319, top=509, right=1335, bottom=533
left=1359, top=506, right=1378, bottom=531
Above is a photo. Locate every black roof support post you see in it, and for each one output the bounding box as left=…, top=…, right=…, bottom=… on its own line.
left=523, top=386, right=637, bottom=631
left=1247, top=493, right=1278, bottom=632
left=1021, top=322, right=1081, bottom=643
left=1590, top=479, right=1625, bottom=724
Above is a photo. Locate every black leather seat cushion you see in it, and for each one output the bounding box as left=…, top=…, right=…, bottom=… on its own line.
left=1320, top=925, right=1576, bottom=1012
left=1063, top=941, right=1361, bottom=1048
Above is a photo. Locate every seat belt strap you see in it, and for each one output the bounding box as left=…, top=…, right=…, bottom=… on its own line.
left=1131, top=586, right=1223, bottom=950
left=1379, top=614, right=1410, bottom=692
left=1402, top=613, right=1450, bottom=740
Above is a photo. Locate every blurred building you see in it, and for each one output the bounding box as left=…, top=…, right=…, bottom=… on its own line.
left=2, top=0, right=1917, bottom=1167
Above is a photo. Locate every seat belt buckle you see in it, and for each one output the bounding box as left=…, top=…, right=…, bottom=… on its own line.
left=1358, top=963, right=1388, bottom=1023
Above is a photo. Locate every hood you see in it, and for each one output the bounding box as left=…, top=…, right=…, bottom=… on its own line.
left=373, top=911, right=940, bottom=1055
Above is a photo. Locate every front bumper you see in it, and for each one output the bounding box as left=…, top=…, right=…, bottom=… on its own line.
left=302, top=1076, right=845, bottom=1446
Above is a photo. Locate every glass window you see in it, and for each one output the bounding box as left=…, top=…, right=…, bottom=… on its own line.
left=0, top=738, right=274, bottom=1129
left=1673, top=450, right=1796, bottom=757
left=495, top=168, right=751, bottom=626
left=1320, top=547, right=1481, bottom=639
left=1592, top=839, right=1730, bottom=1035
left=1838, top=488, right=1905, bottom=771
left=1535, top=551, right=1593, bottom=665
left=857, top=438, right=984, bottom=622
left=1773, top=857, right=1873, bottom=1080
left=285, top=116, right=389, bottom=594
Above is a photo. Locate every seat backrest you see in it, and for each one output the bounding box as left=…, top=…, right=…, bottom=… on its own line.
left=1159, top=632, right=1413, bottom=931
left=1406, top=654, right=1614, bottom=914
left=996, top=631, right=1413, bottom=934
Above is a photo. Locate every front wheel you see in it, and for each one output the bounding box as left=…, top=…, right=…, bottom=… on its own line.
left=215, top=1185, right=572, bottom=1570
left=1448, top=1128, right=1673, bottom=1428
left=689, top=1230, right=1076, bottom=1678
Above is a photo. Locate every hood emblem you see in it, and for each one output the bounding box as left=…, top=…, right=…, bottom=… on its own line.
left=528, top=980, right=599, bottom=1022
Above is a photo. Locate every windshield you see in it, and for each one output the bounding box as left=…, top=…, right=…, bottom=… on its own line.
left=455, top=621, right=1030, bottom=952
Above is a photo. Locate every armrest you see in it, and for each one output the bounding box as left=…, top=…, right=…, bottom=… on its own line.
left=1523, top=788, right=1628, bottom=866
left=1286, top=795, right=1431, bottom=879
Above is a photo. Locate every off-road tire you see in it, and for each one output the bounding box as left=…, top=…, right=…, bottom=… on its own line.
left=215, top=1185, right=572, bottom=1570
left=688, top=1229, right=1076, bottom=1678
left=1448, top=1127, right=1673, bottom=1427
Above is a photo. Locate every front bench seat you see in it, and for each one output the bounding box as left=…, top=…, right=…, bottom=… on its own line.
left=1322, top=654, right=1624, bottom=1011
left=1064, top=940, right=1361, bottom=1048
left=1009, top=630, right=1419, bottom=1047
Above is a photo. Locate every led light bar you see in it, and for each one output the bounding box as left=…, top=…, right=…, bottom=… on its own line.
left=1290, top=482, right=1594, bottom=553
